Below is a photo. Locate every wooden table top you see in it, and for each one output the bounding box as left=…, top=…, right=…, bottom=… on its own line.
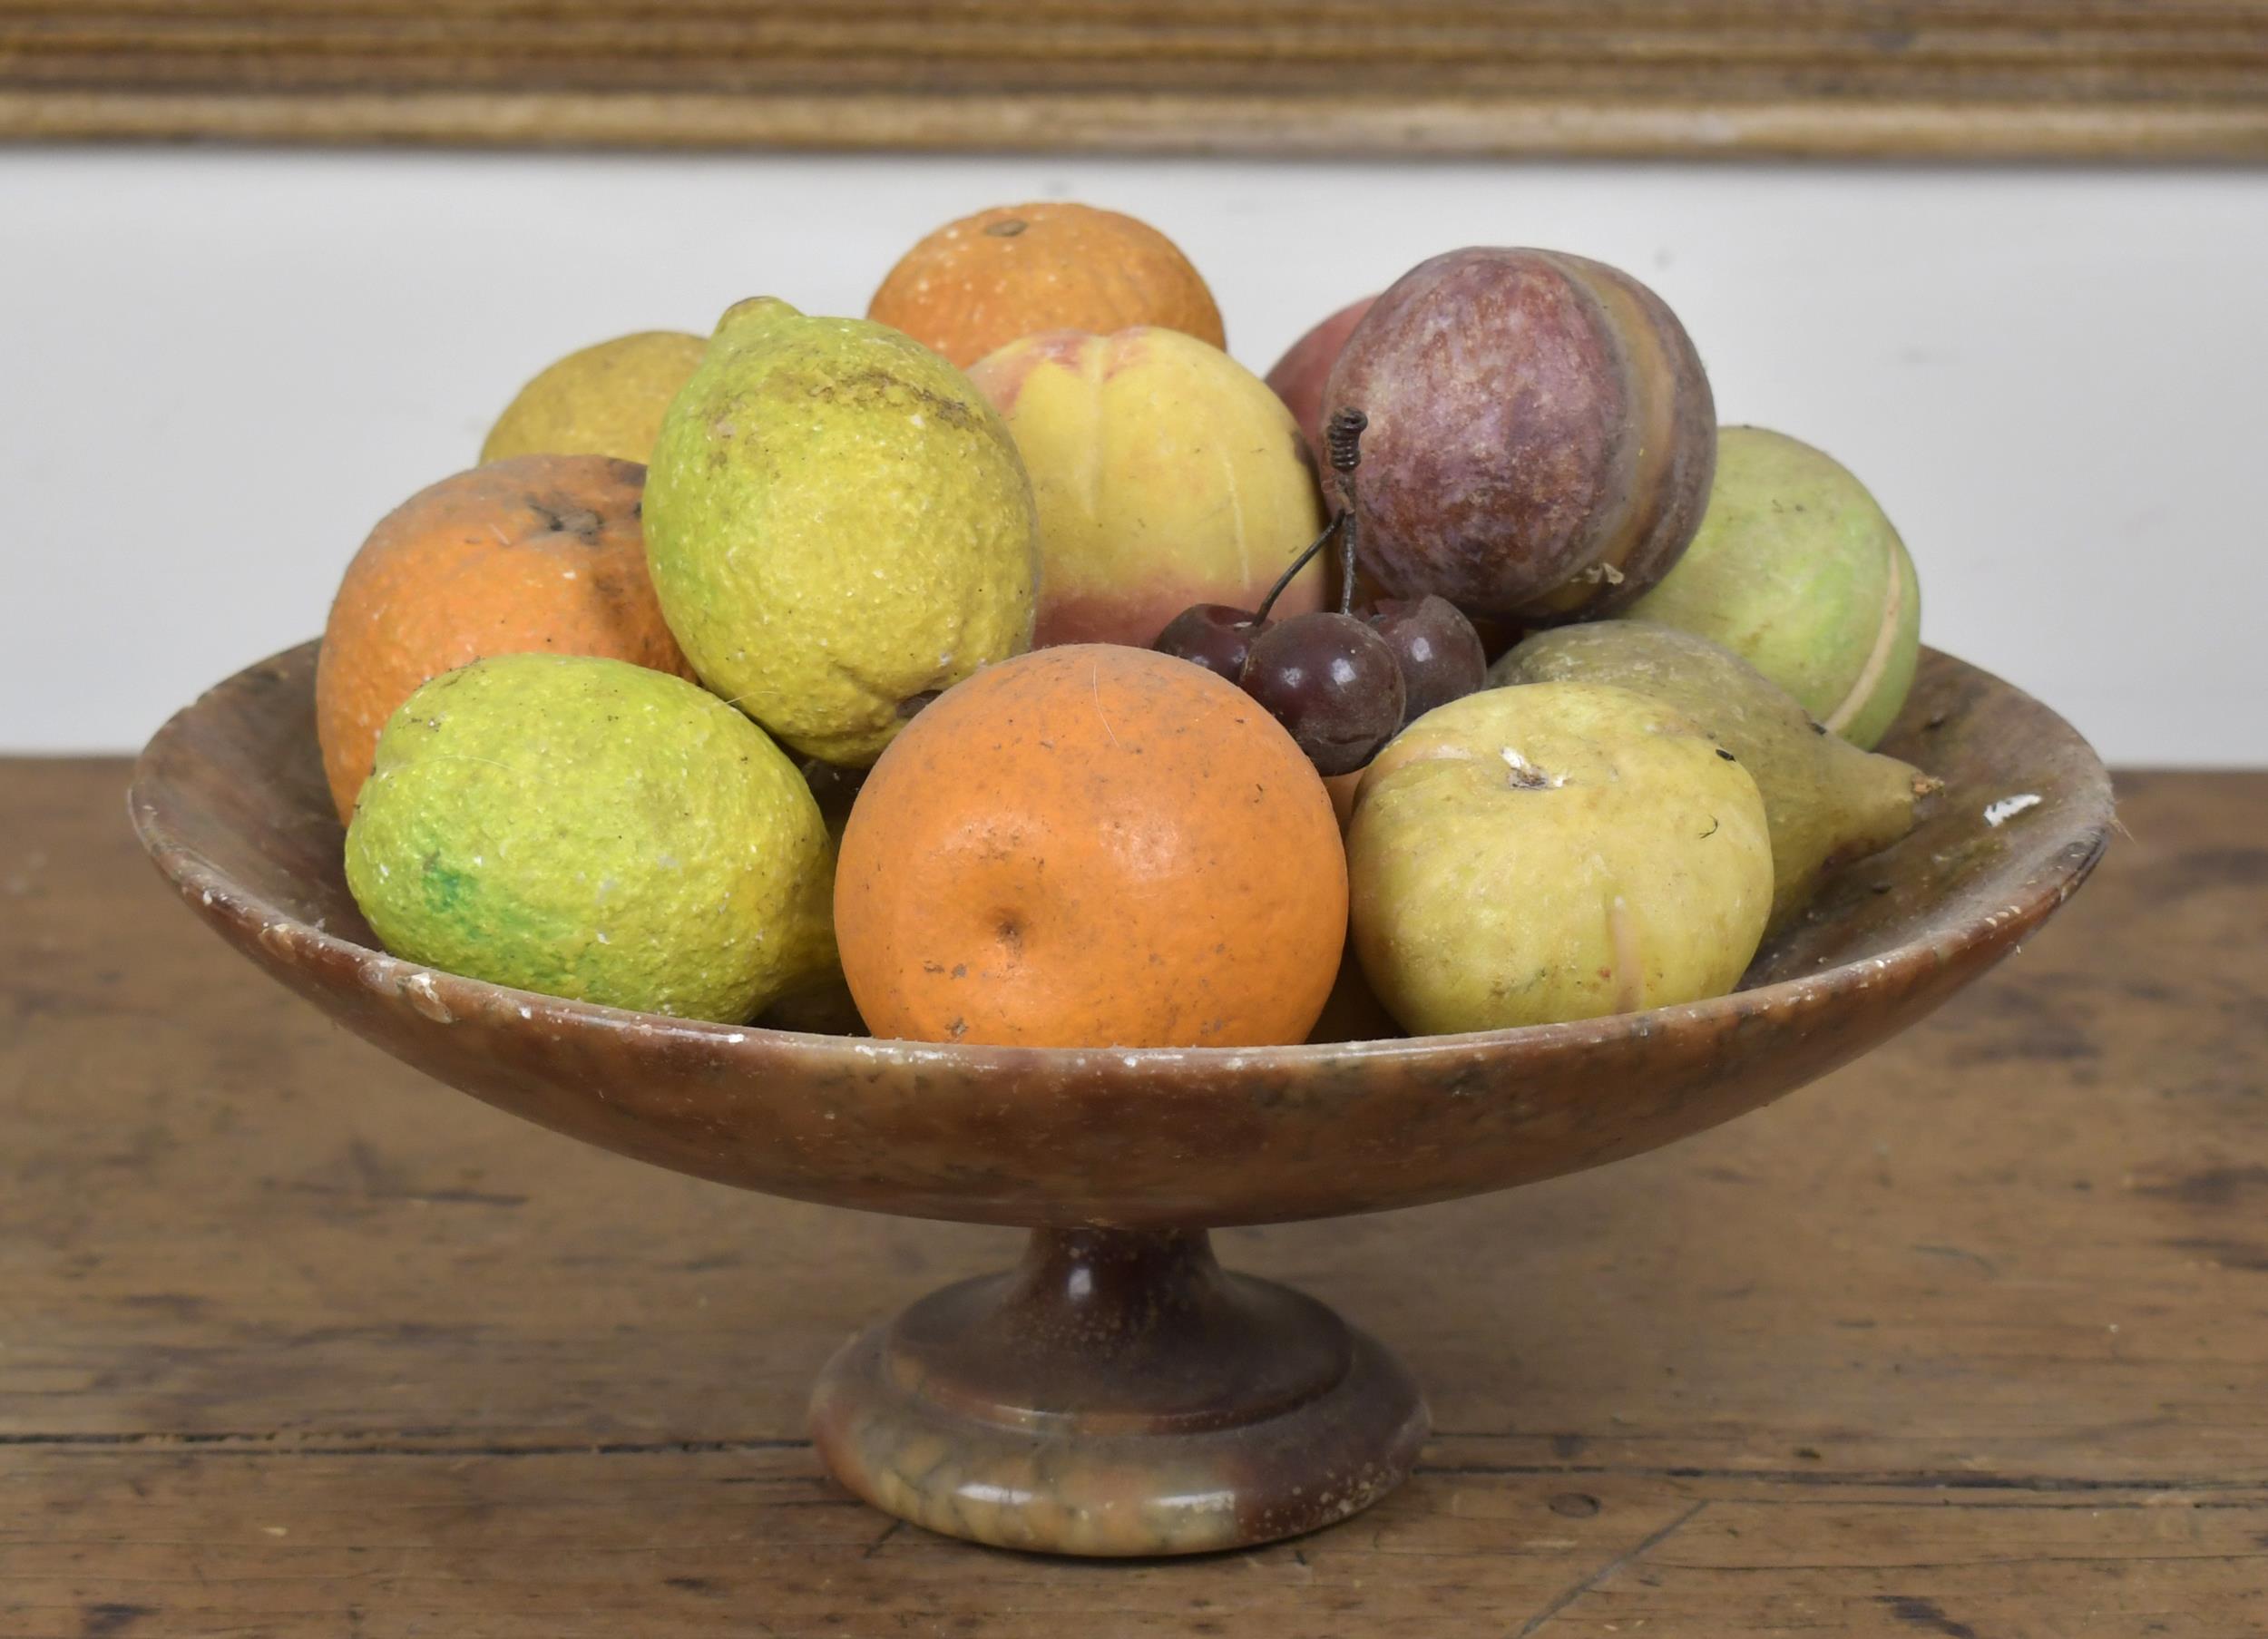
left=4, top=759, right=2263, bottom=1636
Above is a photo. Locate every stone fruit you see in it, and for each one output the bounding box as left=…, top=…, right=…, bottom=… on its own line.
left=315, top=454, right=690, bottom=821
left=834, top=645, right=1345, bottom=1049
left=1325, top=247, right=1716, bottom=623
left=969, top=327, right=1325, bottom=649
left=644, top=297, right=1039, bottom=767
left=344, top=653, right=836, bottom=1023
left=480, top=331, right=707, bottom=465
left=1491, top=621, right=1936, bottom=932
left=869, top=202, right=1225, bottom=369
left=1348, top=681, right=1772, bottom=1033
left=1367, top=595, right=1488, bottom=727
left=1626, top=426, right=1921, bottom=749
left=1154, top=603, right=1270, bottom=683
left=1264, top=294, right=1377, bottom=460
left=1240, top=611, right=1405, bottom=776
left=1155, top=420, right=1363, bottom=699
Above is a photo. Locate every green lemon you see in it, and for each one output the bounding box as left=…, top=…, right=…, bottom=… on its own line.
left=643, top=297, right=1039, bottom=766
left=481, top=331, right=708, bottom=465
left=345, top=652, right=835, bottom=1022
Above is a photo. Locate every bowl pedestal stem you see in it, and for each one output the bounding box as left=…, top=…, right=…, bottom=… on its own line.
left=809, top=1225, right=1429, bottom=1556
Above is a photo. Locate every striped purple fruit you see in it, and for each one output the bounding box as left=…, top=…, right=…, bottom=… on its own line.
left=1323, top=247, right=1716, bottom=623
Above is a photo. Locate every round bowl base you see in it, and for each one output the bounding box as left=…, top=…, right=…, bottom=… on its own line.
left=808, top=1228, right=1429, bottom=1556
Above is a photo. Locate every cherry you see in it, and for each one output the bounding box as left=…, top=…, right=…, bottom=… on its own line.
left=1154, top=603, right=1269, bottom=682
left=1239, top=611, right=1405, bottom=776
left=1367, top=595, right=1488, bottom=727
left=1162, top=408, right=1400, bottom=777
left=1152, top=511, right=1335, bottom=684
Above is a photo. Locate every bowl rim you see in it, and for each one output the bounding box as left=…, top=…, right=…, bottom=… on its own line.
left=129, top=639, right=2116, bottom=1083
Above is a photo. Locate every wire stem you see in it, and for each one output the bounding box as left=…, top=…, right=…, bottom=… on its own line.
left=1254, top=513, right=1340, bottom=623
left=1325, top=408, right=1369, bottom=617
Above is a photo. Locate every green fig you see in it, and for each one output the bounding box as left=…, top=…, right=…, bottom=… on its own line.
left=1490, top=621, right=1937, bottom=932
left=645, top=297, right=1041, bottom=766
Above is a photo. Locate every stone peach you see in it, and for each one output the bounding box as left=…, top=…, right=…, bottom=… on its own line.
left=968, top=327, right=1327, bottom=649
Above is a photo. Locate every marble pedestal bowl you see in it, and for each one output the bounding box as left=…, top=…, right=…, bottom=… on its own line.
left=132, top=641, right=2111, bottom=1557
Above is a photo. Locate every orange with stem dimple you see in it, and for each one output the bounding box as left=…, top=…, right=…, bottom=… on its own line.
left=315, top=454, right=691, bottom=820
left=867, top=202, right=1226, bottom=369
left=834, top=646, right=1346, bottom=1049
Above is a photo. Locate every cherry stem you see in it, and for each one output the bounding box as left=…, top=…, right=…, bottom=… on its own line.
left=1325, top=409, right=1368, bottom=617
left=1253, top=513, right=1339, bottom=624
left=1338, top=506, right=1358, bottom=616
left=1253, top=408, right=1368, bottom=624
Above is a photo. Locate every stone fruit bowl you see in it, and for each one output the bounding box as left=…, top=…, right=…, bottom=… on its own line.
left=132, top=639, right=2111, bottom=1558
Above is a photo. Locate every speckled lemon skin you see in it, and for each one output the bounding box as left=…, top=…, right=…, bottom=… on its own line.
left=1626, top=427, right=1921, bottom=750
left=644, top=298, right=1040, bottom=766
left=1348, top=682, right=1773, bottom=1035
left=344, top=652, right=836, bottom=1023
left=480, top=331, right=708, bottom=465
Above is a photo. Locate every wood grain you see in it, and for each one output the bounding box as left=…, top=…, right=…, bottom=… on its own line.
left=2, top=3, right=2265, bottom=159
left=4, top=760, right=2267, bottom=1631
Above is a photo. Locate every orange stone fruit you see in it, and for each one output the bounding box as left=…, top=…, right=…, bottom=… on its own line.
left=315, top=454, right=690, bottom=820
left=834, top=645, right=1346, bottom=1049
left=867, top=201, right=1226, bottom=369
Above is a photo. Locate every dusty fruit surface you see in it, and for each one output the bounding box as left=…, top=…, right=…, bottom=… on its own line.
left=344, top=653, right=836, bottom=1023
left=1265, top=294, right=1377, bottom=462
left=1154, top=602, right=1270, bottom=683
left=1326, top=247, right=1716, bottom=623
left=1492, top=620, right=1933, bottom=932
left=315, top=454, right=689, bottom=820
left=479, top=331, right=707, bottom=465
left=1627, top=426, right=1921, bottom=749
left=1348, top=681, right=1772, bottom=1034
left=834, top=645, right=1346, bottom=1049
left=869, top=202, right=1225, bottom=369
left=969, top=327, right=1325, bottom=649
left=644, top=297, right=1038, bottom=767
left=1368, top=594, right=1488, bottom=727
left=1239, top=610, right=1405, bottom=776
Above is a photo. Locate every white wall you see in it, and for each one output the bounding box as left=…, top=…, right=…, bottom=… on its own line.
left=4, top=149, right=2263, bottom=764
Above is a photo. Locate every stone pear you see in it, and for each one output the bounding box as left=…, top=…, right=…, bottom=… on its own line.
left=1491, top=621, right=1936, bottom=931
left=1348, top=681, right=1773, bottom=1034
